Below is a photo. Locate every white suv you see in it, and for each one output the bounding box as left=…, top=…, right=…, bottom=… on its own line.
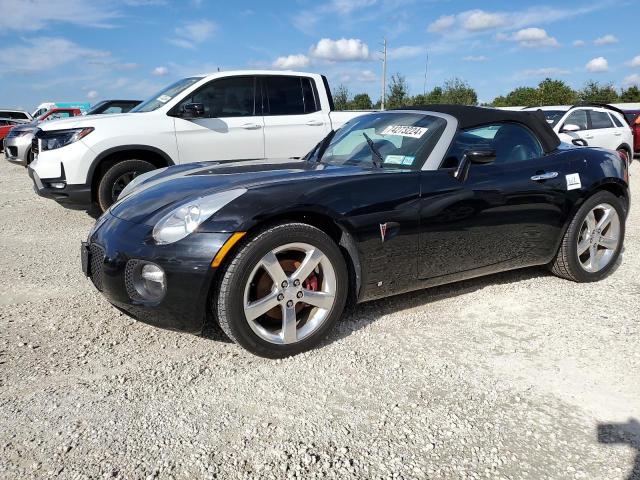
left=524, top=104, right=634, bottom=163
left=28, top=70, right=366, bottom=212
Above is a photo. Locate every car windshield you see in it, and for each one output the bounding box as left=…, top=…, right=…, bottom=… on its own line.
left=85, top=101, right=109, bottom=115
left=540, top=110, right=567, bottom=127
left=313, top=112, right=447, bottom=169
left=131, top=77, right=203, bottom=113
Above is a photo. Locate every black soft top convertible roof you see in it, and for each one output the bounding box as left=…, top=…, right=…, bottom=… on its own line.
left=398, top=105, right=561, bottom=153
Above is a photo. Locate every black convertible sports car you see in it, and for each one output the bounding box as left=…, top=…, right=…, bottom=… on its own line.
left=82, top=106, right=630, bottom=357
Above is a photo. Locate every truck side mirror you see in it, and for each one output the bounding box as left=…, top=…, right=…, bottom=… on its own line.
left=181, top=103, right=205, bottom=119
left=561, top=123, right=580, bottom=133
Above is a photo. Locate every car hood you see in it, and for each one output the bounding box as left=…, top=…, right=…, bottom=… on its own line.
left=109, top=159, right=390, bottom=225
left=38, top=112, right=135, bottom=131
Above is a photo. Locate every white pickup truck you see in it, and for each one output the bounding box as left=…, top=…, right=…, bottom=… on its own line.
left=28, top=70, right=367, bottom=212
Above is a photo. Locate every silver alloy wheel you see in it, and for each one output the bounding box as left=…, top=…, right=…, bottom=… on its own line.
left=243, top=242, right=337, bottom=345
left=577, top=203, right=621, bottom=273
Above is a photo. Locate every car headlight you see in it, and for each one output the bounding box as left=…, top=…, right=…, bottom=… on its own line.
left=118, top=167, right=167, bottom=200
left=39, top=127, right=94, bottom=151
left=152, top=188, right=247, bottom=245
left=8, top=129, right=33, bottom=138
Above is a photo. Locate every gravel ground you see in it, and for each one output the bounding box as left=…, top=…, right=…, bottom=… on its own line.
left=1, top=158, right=639, bottom=480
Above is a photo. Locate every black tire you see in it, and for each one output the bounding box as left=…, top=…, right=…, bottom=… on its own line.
left=97, top=159, right=155, bottom=212
left=215, top=223, right=348, bottom=358
left=550, top=191, right=625, bottom=282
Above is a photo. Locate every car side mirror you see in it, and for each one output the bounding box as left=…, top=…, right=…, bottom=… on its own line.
left=454, top=149, right=496, bottom=181
left=561, top=123, right=580, bottom=133
left=181, top=103, right=205, bottom=119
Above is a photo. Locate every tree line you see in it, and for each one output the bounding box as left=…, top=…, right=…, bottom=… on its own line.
left=334, top=73, right=640, bottom=110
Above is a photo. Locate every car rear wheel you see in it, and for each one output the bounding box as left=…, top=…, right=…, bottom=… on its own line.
left=97, top=159, right=155, bottom=212
left=550, top=191, right=625, bottom=282
left=215, top=223, right=348, bottom=358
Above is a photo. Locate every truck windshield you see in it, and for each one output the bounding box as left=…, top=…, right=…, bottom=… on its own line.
left=314, top=112, right=447, bottom=169
left=540, top=110, right=567, bottom=127
left=131, top=77, right=203, bottom=113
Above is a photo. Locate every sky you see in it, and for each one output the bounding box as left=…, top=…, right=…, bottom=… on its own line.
left=1, top=0, right=640, bottom=111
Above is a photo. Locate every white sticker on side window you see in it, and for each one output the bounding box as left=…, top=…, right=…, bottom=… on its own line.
left=381, top=125, right=428, bottom=138
left=157, top=95, right=171, bottom=103
left=566, top=173, right=581, bottom=190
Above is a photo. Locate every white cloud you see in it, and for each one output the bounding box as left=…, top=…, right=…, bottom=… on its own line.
left=428, top=15, right=455, bottom=33
left=330, top=0, right=376, bottom=15
left=513, top=67, right=570, bottom=79
left=585, top=57, right=609, bottom=72
left=387, top=45, right=425, bottom=60
left=87, top=90, right=98, bottom=99
left=357, top=69, right=377, bottom=82
left=624, top=74, right=640, bottom=86
left=462, top=55, right=488, bottom=62
left=309, top=38, right=370, bottom=62
left=461, top=10, right=506, bottom=31
left=168, top=19, right=216, bottom=49
left=629, top=55, right=640, bottom=68
left=0, top=37, right=109, bottom=74
left=273, top=54, right=310, bottom=69
left=498, top=28, right=558, bottom=48
left=0, top=0, right=119, bottom=31
left=152, top=66, right=169, bottom=76
left=573, top=40, right=585, bottom=47
left=428, top=5, right=605, bottom=37
left=594, top=34, right=618, bottom=45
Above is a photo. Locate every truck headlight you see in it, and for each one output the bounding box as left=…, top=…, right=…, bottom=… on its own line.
left=152, top=188, right=246, bottom=245
left=39, top=127, right=94, bottom=151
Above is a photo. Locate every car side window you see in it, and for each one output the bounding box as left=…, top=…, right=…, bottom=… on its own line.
left=609, top=113, right=624, bottom=128
left=178, top=76, right=256, bottom=118
left=443, top=123, right=543, bottom=167
left=562, top=110, right=588, bottom=131
left=590, top=110, right=614, bottom=129
left=263, top=76, right=319, bottom=115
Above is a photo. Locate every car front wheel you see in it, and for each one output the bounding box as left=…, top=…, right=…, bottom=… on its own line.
left=97, top=159, right=155, bottom=212
left=215, top=223, right=348, bottom=358
left=551, top=190, right=625, bottom=282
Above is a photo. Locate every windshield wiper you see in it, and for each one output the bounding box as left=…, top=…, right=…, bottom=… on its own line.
left=362, top=132, right=382, bottom=168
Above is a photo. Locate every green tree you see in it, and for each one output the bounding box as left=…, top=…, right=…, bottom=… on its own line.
left=493, top=86, right=539, bottom=107
left=386, top=73, right=409, bottom=108
left=349, top=93, right=373, bottom=110
left=537, top=78, right=577, bottom=105
left=579, top=80, right=619, bottom=103
left=620, top=85, right=640, bottom=102
left=333, top=84, right=350, bottom=111
left=441, top=78, right=478, bottom=105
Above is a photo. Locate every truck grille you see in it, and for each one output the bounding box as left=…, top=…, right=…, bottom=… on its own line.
left=89, top=244, right=106, bottom=291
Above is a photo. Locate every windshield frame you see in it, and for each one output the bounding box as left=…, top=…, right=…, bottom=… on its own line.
left=131, top=76, right=204, bottom=113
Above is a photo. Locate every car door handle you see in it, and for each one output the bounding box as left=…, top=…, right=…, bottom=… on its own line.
left=613, top=132, right=622, bottom=136
left=306, top=120, right=324, bottom=126
left=241, top=123, right=262, bottom=130
left=584, top=135, right=594, bottom=139
left=531, top=172, right=559, bottom=181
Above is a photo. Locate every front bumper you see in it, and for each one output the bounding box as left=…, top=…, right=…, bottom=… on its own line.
left=28, top=165, right=92, bottom=210
left=4, top=133, right=33, bottom=165
left=85, top=211, right=231, bottom=333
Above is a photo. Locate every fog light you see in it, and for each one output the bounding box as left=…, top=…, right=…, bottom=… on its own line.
left=48, top=182, right=65, bottom=189
left=127, top=261, right=166, bottom=302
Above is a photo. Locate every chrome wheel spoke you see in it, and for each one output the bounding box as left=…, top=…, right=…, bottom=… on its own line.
left=587, top=245, right=598, bottom=271
left=301, top=290, right=335, bottom=310
left=596, top=207, right=613, bottom=231
left=585, top=211, right=596, bottom=232
left=244, top=292, right=279, bottom=321
left=281, top=305, right=297, bottom=343
left=577, top=237, right=590, bottom=256
left=599, top=235, right=618, bottom=250
left=260, top=251, right=288, bottom=286
left=292, top=248, right=324, bottom=283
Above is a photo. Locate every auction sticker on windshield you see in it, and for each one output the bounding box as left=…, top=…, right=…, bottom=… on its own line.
left=157, top=95, right=171, bottom=103
left=381, top=125, right=428, bottom=138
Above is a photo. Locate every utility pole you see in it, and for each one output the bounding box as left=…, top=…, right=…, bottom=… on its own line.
left=423, top=52, right=429, bottom=96
left=379, top=38, right=387, bottom=111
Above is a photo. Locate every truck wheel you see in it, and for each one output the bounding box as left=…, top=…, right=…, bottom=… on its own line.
left=550, top=191, right=625, bottom=282
left=97, top=159, right=155, bottom=212
left=216, top=223, right=348, bottom=358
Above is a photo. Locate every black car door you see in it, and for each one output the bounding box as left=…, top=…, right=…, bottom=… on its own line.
left=418, top=123, right=571, bottom=280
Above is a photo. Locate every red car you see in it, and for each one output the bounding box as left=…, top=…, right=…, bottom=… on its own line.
left=624, top=110, right=640, bottom=157
left=0, top=118, right=27, bottom=152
